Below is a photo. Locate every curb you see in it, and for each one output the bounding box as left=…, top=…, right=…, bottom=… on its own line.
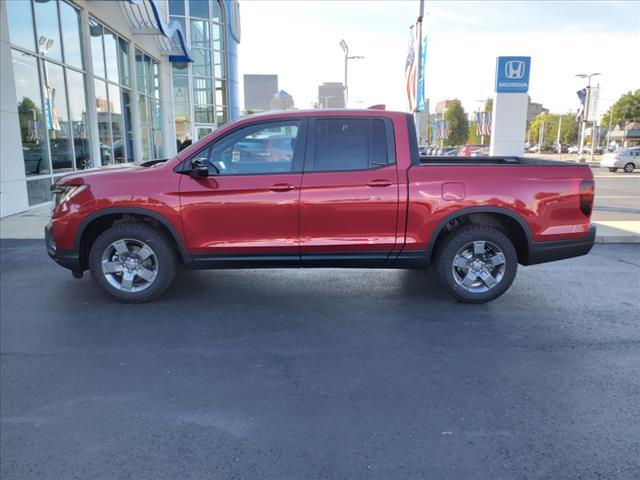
left=595, top=235, right=640, bottom=244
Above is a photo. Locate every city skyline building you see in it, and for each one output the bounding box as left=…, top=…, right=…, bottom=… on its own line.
left=243, top=74, right=278, bottom=111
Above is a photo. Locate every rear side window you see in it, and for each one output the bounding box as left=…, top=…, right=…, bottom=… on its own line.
left=311, top=118, right=392, bottom=172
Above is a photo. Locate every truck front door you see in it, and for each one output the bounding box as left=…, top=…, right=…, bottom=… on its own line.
left=179, top=119, right=306, bottom=263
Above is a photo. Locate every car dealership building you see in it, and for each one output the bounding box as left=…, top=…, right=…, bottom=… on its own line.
left=1, top=0, right=240, bottom=217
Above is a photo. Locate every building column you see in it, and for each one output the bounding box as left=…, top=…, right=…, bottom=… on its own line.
left=0, top=0, right=29, bottom=216
left=79, top=5, right=100, bottom=169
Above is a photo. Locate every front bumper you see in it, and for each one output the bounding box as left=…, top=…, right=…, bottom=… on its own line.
left=524, top=225, right=596, bottom=265
left=45, top=224, right=81, bottom=272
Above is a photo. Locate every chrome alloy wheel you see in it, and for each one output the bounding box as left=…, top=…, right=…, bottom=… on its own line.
left=452, top=240, right=506, bottom=293
left=101, top=238, right=158, bottom=292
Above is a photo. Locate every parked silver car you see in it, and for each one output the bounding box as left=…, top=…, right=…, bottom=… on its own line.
left=600, top=147, right=640, bottom=173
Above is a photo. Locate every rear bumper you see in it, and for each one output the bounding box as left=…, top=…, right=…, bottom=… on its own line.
left=524, top=225, right=596, bottom=265
left=45, top=224, right=81, bottom=272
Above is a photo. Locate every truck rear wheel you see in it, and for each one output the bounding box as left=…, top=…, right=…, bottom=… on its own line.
left=89, top=222, right=177, bottom=303
left=434, top=225, right=518, bottom=303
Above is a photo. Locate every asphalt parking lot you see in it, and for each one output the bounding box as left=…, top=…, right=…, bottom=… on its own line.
left=1, top=240, right=639, bottom=479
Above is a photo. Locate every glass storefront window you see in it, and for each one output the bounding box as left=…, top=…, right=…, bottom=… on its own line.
left=108, top=84, right=126, bottom=163
left=193, top=77, right=213, bottom=104
left=104, top=29, right=121, bottom=84
left=190, top=0, right=209, bottom=19
left=172, top=0, right=229, bottom=144
left=212, top=0, right=224, bottom=23
left=12, top=50, right=50, bottom=176
left=190, top=19, right=209, bottom=47
left=212, top=23, right=222, bottom=51
left=66, top=70, right=91, bottom=170
left=215, top=80, right=226, bottom=105
left=59, top=1, right=83, bottom=69
left=89, top=19, right=105, bottom=78
left=192, top=48, right=212, bottom=77
left=213, top=50, right=225, bottom=78
left=34, top=0, right=63, bottom=62
left=194, top=105, right=214, bottom=123
left=118, top=38, right=130, bottom=87
left=27, top=178, right=52, bottom=206
left=6, top=0, right=36, bottom=52
left=91, top=18, right=134, bottom=165
left=44, top=61, right=73, bottom=173
left=169, top=0, right=185, bottom=16
left=135, top=49, right=163, bottom=160
left=216, top=106, right=227, bottom=126
left=122, top=91, right=134, bottom=162
left=94, top=79, right=111, bottom=165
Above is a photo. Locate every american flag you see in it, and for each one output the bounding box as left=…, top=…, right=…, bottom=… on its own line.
left=476, top=112, right=491, bottom=136
left=576, top=88, right=587, bottom=121
left=405, top=24, right=419, bottom=112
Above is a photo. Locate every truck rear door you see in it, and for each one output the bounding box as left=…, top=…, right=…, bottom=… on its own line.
left=299, top=117, right=399, bottom=265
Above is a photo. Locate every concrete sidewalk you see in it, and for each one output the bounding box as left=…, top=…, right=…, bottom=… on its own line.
left=2, top=205, right=638, bottom=243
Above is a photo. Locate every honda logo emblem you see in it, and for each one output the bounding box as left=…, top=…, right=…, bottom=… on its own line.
left=505, top=60, right=526, bottom=79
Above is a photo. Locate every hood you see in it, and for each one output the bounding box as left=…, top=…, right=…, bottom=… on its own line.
left=55, top=163, right=148, bottom=186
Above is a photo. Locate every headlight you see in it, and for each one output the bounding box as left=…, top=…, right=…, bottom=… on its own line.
left=51, top=184, right=88, bottom=209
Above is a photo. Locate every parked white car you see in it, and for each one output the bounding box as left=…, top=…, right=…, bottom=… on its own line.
left=600, top=147, right=640, bottom=173
left=568, top=145, right=580, bottom=154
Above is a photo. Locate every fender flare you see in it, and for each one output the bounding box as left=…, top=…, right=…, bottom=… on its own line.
left=75, top=207, right=192, bottom=266
left=427, top=206, right=534, bottom=258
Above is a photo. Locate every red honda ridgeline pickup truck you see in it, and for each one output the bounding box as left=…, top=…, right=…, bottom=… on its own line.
left=46, top=109, right=596, bottom=303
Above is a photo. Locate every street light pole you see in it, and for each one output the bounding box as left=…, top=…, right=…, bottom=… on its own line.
left=576, top=72, right=601, bottom=162
left=339, top=39, right=364, bottom=108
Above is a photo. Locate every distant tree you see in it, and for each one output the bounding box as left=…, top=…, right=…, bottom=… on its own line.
left=443, top=99, right=469, bottom=146
left=528, top=112, right=579, bottom=146
left=484, top=97, right=493, bottom=113
left=601, top=90, right=640, bottom=129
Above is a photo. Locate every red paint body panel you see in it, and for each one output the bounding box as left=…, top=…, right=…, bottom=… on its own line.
left=299, top=165, right=399, bottom=253
left=47, top=109, right=594, bottom=270
left=179, top=173, right=302, bottom=254
left=405, top=164, right=593, bottom=249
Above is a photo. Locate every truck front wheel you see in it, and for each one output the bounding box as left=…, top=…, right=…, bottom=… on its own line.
left=89, top=222, right=177, bottom=303
left=434, top=225, right=518, bottom=303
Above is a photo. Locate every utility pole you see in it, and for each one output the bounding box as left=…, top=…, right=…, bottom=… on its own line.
left=538, top=119, right=545, bottom=153
left=556, top=115, right=563, bottom=159
left=606, top=107, right=614, bottom=150
left=576, top=72, right=601, bottom=162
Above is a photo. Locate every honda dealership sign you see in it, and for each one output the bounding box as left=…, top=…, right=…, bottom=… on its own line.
left=495, top=56, right=531, bottom=93
left=490, top=55, right=531, bottom=156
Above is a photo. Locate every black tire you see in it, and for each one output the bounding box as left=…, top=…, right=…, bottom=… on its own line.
left=434, top=225, right=518, bottom=304
left=89, top=222, right=177, bottom=303
left=608, top=168, right=618, bottom=172
left=624, top=162, right=635, bottom=173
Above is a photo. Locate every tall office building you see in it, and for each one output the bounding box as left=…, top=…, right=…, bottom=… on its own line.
left=317, top=82, right=345, bottom=108
left=243, top=74, right=278, bottom=112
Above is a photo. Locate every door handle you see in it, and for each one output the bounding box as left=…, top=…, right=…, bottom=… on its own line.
left=366, top=179, right=392, bottom=187
left=269, top=183, right=296, bottom=192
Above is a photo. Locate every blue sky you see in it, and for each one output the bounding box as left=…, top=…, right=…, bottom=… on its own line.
left=238, top=1, right=640, bottom=115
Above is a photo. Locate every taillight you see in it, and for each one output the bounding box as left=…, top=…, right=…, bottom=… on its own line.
left=579, top=179, right=594, bottom=217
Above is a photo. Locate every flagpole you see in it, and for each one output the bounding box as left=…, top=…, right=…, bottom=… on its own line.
left=414, top=0, right=424, bottom=114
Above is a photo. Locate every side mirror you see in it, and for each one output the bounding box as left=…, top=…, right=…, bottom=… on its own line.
left=189, top=158, right=209, bottom=177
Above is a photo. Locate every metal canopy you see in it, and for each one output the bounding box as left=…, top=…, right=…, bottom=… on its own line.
left=122, top=0, right=192, bottom=62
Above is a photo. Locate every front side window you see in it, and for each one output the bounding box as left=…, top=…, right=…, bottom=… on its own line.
left=202, top=121, right=301, bottom=175
left=311, top=118, right=392, bottom=172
